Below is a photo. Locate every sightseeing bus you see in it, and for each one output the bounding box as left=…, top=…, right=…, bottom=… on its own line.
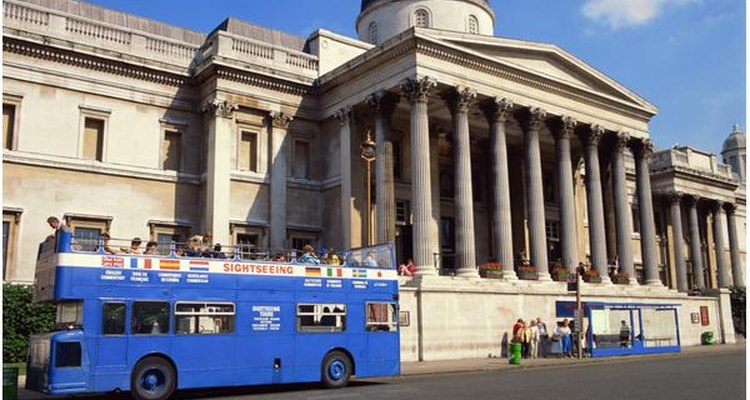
left=26, top=230, right=400, bottom=400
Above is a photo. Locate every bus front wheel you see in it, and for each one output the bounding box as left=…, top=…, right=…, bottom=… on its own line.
left=131, top=356, right=176, bottom=400
left=321, top=351, right=352, bottom=389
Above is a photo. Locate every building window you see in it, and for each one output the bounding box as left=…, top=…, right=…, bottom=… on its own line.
left=2, top=209, right=21, bottom=281
left=468, top=15, right=479, bottom=34
left=543, top=170, right=557, bottom=204
left=365, top=302, right=398, bottom=332
left=546, top=220, right=561, bottom=262
left=545, top=220, right=560, bottom=241
left=161, top=130, right=181, bottom=171
left=396, top=201, right=411, bottom=225
left=297, top=303, right=346, bottom=333
left=231, top=224, right=266, bottom=259
left=292, top=140, right=310, bottom=179
left=368, top=22, right=378, bottom=44
left=174, top=302, right=235, bottom=335
left=65, top=214, right=112, bottom=252
left=3, top=104, right=16, bottom=150
left=149, top=222, right=190, bottom=254
left=82, top=117, right=105, bottom=161
left=440, top=217, right=455, bottom=253
left=238, top=131, right=259, bottom=172
left=632, top=206, right=640, bottom=234
left=415, top=9, right=431, bottom=28
left=439, top=166, right=454, bottom=198
left=288, top=230, right=318, bottom=252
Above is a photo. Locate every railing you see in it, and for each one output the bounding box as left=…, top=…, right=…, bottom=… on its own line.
left=65, top=17, right=132, bottom=45
left=146, top=37, right=196, bottom=59
left=4, top=2, right=49, bottom=26
left=232, top=37, right=274, bottom=60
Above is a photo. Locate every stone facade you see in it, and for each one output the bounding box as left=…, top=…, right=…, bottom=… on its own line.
left=2, top=0, right=744, bottom=360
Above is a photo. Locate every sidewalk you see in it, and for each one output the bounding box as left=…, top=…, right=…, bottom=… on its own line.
left=400, top=342, right=746, bottom=377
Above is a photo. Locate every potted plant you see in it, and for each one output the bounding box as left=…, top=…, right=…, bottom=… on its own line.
left=517, top=264, right=538, bottom=280
left=550, top=264, right=568, bottom=282
left=583, top=267, right=602, bottom=283
left=479, top=261, right=503, bottom=279
left=612, top=272, right=630, bottom=284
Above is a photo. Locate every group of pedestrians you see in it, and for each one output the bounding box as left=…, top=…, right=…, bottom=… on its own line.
left=511, top=317, right=577, bottom=358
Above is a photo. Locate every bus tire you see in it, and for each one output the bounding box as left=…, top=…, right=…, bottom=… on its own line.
left=131, top=356, right=176, bottom=400
left=321, top=351, right=352, bottom=389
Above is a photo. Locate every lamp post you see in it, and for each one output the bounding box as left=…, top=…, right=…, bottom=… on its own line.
left=360, top=130, right=376, bottom=246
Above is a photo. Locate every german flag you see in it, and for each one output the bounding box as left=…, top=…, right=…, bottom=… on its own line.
left=159, top=259, right=181, bottom=270
left=305, top=267, right=321, bottom=277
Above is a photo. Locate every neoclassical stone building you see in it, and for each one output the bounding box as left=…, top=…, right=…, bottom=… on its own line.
left=2, top=0, right=745, bottom=359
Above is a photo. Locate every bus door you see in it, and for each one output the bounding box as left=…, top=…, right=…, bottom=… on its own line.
left=127, top=301, right=172, bottom=372
left=170, top=302, right=237, bottom=388
left=364, top=302, right=399, bottom=368
left=95, top=301, right=129, bottom=389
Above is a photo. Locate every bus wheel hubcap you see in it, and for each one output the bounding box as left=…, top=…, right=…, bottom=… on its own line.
left=141, top=369, right=163, bottom=392
left=329, top=360, right=345, bottom=380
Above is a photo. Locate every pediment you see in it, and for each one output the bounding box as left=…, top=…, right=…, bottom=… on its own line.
left=421, top=31, right=657, bottom=114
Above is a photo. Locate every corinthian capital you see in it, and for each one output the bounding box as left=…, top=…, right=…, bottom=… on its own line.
left=400, top=76, right=437, bottom=104
left=442, top=86, right=477, bottom=115
left=631, top=137, right=655, bottom=160
left=334, top=107, right=351, bottom=126
left=365, top=90, right=400, bottom=117
left=517, top=106, right=547, bottom=132
left=269, top=111, right=293, bottom=129
left=202, top=98, right=239, bottom=118
left=614, top=131, right=631, bottom=152
left=668, top=191, right=683, bottom=205
left=549, top=115, right=577, bottom=140
left=481, top=97, right=514, bottom=123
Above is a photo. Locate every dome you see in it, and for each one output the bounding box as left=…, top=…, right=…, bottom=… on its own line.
left=357, top=0, right=496, bottom=45
left=722, top=124, right=746, bottom=154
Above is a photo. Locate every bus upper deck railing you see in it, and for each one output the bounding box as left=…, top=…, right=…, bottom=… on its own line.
left=47, top=230, right=397, bottom=270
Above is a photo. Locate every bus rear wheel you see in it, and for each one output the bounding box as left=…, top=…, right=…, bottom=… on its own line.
left=321, top=351, right=352, bottom=389
left=131, top=356, right=176, bottom=400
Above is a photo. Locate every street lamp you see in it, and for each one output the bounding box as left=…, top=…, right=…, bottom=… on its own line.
left=360, top=130, right=376, bottom=246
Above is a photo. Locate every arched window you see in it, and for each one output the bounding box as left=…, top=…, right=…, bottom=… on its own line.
left=415, top=9, right=430, bottom=28
left=368, top=22, right=378, bottom=44
left=468, top=15, right=479, bottom=34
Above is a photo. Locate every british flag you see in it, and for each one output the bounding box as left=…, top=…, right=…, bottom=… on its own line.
left=102, top=256, right=124, bottom=268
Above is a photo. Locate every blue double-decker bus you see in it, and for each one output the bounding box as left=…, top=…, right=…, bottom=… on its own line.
left=26, top=231, right=400, bottom=400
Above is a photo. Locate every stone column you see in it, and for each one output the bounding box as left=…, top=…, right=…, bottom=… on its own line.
left=686, top=195, right=705, bottom=290
left=612, top=132, right=635, bottom=283
left=550, top=116, right=579, bottom=273
left=481, top=98, right=516, bottom=279
left=401, top=76, right=437, bottom=275
left=444, top=87, right=478, bottom=277
left=632, top=138, right=661, bottom=286
left=202, top=98, right=238, bottom=245
left=335, top=107, right=352, bottom=249
left=269, top=111, right=293, bottom=251
left=725, top=204, right=744, bottom=286
left=581, top=125, right=610, bottom=283
left=711, top=201, right=730, bottom=288
left=518, top=107, right=550, bottom=280
left=366, top=91, right=399, bottom=246
left=669, top=192, right=689, bottom=292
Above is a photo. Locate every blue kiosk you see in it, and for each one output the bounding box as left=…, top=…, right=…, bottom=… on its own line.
left=556, top=301, right=681, bottom=357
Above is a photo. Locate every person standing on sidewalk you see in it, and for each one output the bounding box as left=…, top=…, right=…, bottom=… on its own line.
left=528, top=318, right=540, bottom=358
left=536, top=317, right=549, bottom=357
left=560, top=319, right=573, bottom=357
left=520, top=321, right=531, bottom=358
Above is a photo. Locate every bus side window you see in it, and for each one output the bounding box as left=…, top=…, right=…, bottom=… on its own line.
left=132, top=301, right=170, bottom=335
left=297, top=304, right=346, bottom=333
left=102, top=303, right=126, bottom=335
left=365, top=302, right=398, bottom=332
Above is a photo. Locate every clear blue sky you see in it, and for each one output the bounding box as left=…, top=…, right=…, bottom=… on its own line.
left=86, top=0, right=745, bottom=155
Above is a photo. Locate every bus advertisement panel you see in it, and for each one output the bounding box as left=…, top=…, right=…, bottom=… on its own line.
left=26, top=231, right=400, bottom=400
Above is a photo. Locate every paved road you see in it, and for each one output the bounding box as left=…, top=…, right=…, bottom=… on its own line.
left=21, top=351, right=745, bottom=400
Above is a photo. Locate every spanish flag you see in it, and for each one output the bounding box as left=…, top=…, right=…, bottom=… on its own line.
left=159, top=259, right=181, bottom=270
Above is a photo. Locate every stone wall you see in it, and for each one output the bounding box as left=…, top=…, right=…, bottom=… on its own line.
left=398, top=276, right=734, bottom=361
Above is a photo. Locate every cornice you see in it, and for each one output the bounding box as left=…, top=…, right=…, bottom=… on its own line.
left=213, top=65, right=315, bottom=97
left=650, top=166, right=739, bottom=191
left=3, top=37, right=189, bottom=87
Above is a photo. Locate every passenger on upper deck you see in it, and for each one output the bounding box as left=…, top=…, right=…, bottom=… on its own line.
left=144, top=241, right=159, bottom=255
left=184, top=235, right=204, bottom=257
left=121, top=237, right=143, bottom=254
left=201, top=233, right=213, bottom=252
left=327, top=249, right=340, bottom=266
left=363, top=252, right=378, bottom=267
left=46, top=216, right=71, bottom=239
left=298, top=244, right=320, bottom=265
left=99, top=232, right=118, bottom=255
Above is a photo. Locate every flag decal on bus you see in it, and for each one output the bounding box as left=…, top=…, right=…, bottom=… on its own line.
left=326, top=268, right=342, bottom=277
left=189, top=260, right=210, bottom=272
left=352, top=269, right=367, bottom=278
left=128, top=257, right=152, bottom=269
left=102, top=256, right=123, bottom=268
left=305, top=267, right=321, bottom=276
left=159, top=259, right=181, bottom=270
